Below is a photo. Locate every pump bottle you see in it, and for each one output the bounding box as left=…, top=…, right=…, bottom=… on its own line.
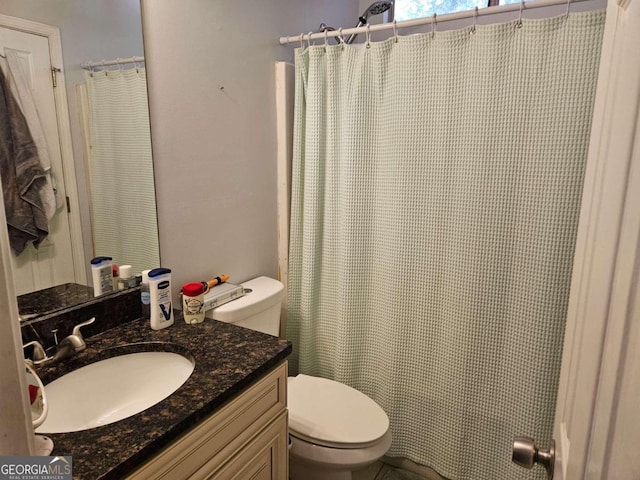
left=148, top=268, right=174, bottom=330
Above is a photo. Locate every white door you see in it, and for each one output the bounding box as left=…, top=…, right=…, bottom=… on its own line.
left=0, top=26, right=76, bottom=295
left=513, top=0, right=640, bottom=478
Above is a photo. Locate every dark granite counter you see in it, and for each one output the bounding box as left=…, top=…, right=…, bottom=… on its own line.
left=18, top=283, right=95, bottom=319
left=34, top=313, right=291, bottom=480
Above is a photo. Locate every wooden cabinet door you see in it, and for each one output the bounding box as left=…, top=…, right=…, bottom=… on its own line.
left=207, top=411, right=288, bottom=480
left=126, top=362, right=287, bottom=480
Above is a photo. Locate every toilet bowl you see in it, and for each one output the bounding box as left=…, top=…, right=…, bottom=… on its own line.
left=287, top=374, right=392, bottom=480
left=211, top=277, right=392, bottom=479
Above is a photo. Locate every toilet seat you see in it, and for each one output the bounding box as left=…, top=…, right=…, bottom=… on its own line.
left=287, top=375, right=389, bottom=449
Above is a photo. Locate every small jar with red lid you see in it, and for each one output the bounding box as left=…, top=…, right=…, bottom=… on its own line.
left=182, top=282, right=206, bottom=324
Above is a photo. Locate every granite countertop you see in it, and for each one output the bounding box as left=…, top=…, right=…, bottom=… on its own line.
left=34, top=313, right=291, bottom=480
left=18, top=283, right=95, bottom=319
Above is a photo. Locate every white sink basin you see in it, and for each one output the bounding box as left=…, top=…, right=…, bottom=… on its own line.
left=36, top=351, right=194, bottom=434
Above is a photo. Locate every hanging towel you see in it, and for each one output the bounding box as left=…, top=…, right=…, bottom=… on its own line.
left=1, top=52, right=59, bottom=219
left=0, top=67, right=48, bottom=254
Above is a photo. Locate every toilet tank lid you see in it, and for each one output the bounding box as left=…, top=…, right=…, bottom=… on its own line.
left=211, top=276, right=283, bottom=323
left=287, top=375, right=389, bottom=447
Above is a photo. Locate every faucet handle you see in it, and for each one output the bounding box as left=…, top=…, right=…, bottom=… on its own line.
left=72, top=317, right=96, bottom=340
left=23, top=341, right=47, bottom=362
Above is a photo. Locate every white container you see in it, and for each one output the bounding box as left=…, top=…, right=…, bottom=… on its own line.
left=148, top=268, right=174, bottom=330
left=182, top=282, right=206, bottom=324
left=91, top=256, right=114, bottom=297
left=210, top=277, right=284, bottom=336
left=140, top=269, right=152, bottom=320
left=118, top=264, right=137, bottom=290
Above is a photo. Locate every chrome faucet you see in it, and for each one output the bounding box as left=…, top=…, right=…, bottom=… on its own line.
left=23, top=317, right=96, bottom=367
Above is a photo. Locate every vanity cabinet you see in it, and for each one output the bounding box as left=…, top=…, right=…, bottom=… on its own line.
left=126, top=361, right=288, bottom=480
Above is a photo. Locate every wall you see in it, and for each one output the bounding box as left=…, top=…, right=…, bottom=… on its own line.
left=0, top=0, right=145, bottom=275
left=140, top=0, right=359, bottom=303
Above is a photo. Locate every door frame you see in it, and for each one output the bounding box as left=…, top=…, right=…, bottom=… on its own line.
left=553, top=0, right=640, bottom=477
left=0, top=13, right=86, bottom=286
left=0, top=199, right=33, bottom=455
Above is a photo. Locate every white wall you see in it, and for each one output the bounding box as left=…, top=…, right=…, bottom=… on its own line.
left=0, top=0, right=145, bottom=276
left=140, top=0, right=359, bottom=303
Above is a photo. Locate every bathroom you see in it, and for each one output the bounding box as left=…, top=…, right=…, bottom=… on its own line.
left=1, top=0, right=639, bottom=479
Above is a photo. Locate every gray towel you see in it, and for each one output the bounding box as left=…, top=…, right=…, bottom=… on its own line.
left=1, top=53, right=59, bottom=219
left=0, top=67, right=48, bottom=254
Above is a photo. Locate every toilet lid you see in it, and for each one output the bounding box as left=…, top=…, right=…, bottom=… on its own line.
left=287, top=375, right=389, bottom=448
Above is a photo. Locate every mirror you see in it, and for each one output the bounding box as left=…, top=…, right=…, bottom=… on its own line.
left=0, top=0, right=159, bottom=320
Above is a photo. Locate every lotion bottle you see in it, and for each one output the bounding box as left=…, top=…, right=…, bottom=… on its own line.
left=140, top=269, right=151, bottom=320
left=148, top=268, right=174, bottom=330
left=91, top=256, right=114, bottom=297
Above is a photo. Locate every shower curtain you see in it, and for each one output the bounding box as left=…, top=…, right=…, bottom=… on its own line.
left=287, top=10, right=605, bottom=480
left=84, top=67, right=159, bottom=274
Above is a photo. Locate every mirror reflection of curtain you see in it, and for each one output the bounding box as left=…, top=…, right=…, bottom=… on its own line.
left=81, top=67, right=159, bottom=275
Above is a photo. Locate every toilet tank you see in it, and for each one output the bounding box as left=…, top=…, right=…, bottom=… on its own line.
left=210, top=276, right=284, bottom=336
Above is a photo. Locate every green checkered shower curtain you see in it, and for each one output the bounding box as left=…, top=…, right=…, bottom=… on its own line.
left=287, top=10, right=605, bottom=480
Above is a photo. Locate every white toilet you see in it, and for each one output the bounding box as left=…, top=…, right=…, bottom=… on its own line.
left=211, top=276, right=392, bottom=480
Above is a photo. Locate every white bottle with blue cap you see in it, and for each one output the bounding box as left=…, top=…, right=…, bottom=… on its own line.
left=91, top=256, right=114, bottom=297
left=148, top=268, right=174, bottom=330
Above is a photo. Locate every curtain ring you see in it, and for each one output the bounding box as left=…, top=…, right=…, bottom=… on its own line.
left=299, top=33, right=304, bottom=49
left=306, top=31, right=313, bottom=49
left=365, top=24, right=371, bottom=48
left=324, top=29, right=329, bottom=52
left=517, top=0, right=524, bottom=29
left=470, top=7, right=478, bottom=35
left=431, top=13, right=437, bottom=39
left=338, top=27, right=346, bottom=50
left=565, top=0, right=572, bottom=17
left=393, top=19, right=399, bottom=43
left=101, top=59, right=108, bottom=76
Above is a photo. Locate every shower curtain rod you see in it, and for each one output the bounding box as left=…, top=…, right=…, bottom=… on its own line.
left=279, top=0, right=584, bottom=45
left=81, top=56, right=144, bottom=70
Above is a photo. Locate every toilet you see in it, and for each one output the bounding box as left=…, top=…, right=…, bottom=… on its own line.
left=211, top=276, right=392, bottom=480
